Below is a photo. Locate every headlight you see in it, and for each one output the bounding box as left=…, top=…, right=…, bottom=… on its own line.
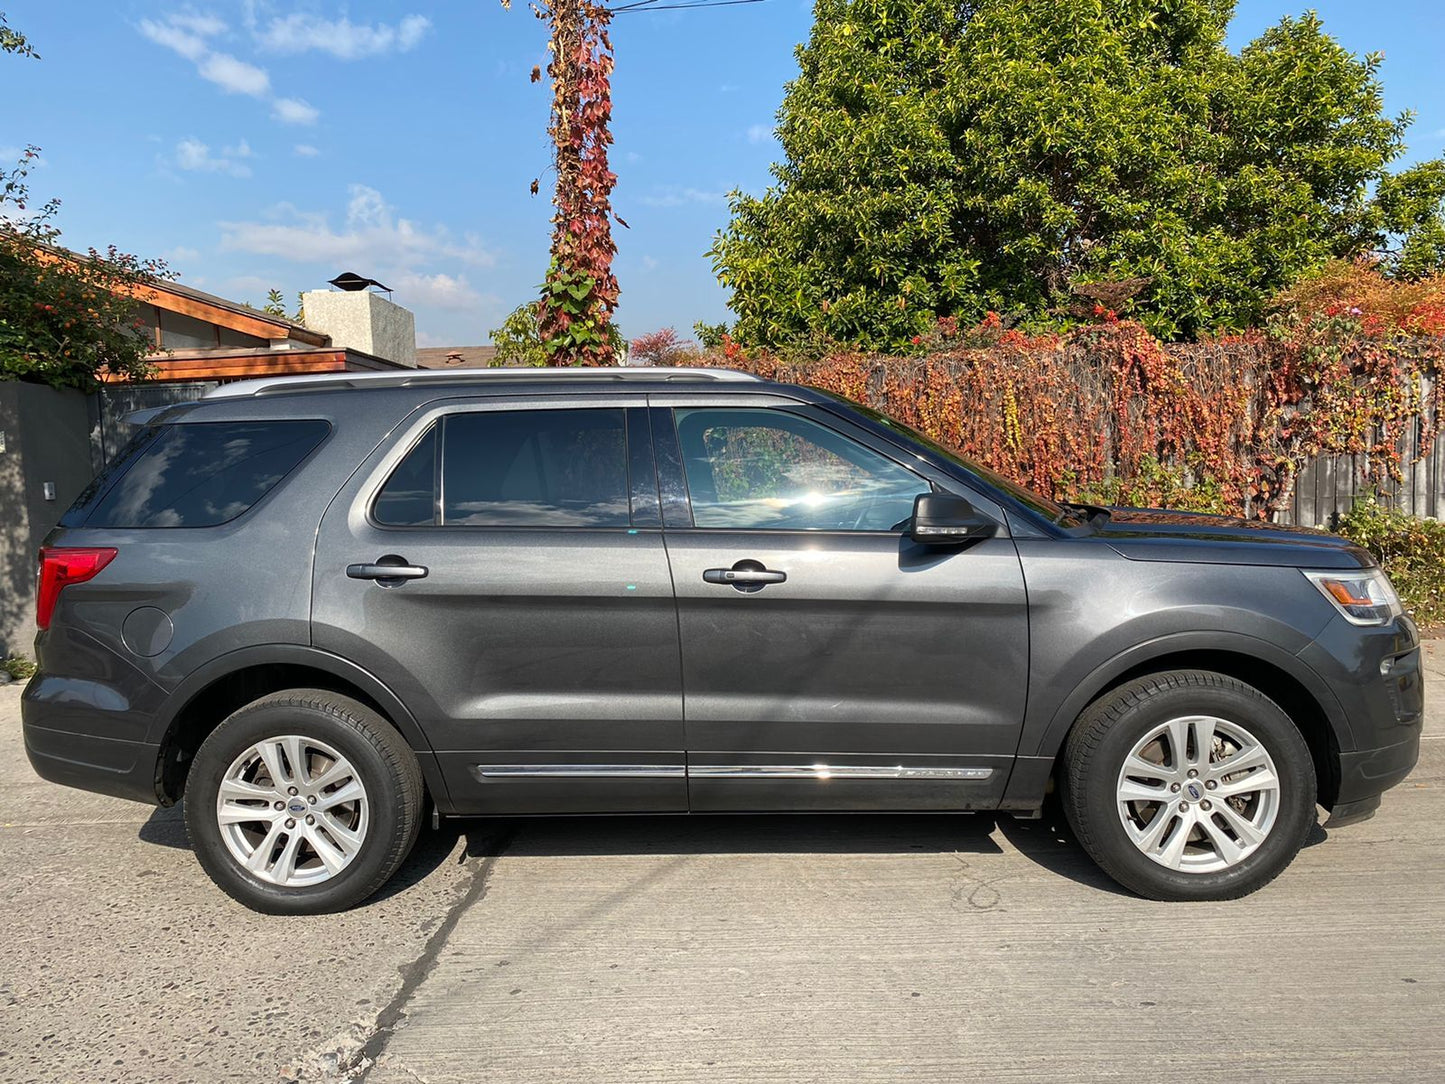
left=1303, top=568, right=1403, bottom=626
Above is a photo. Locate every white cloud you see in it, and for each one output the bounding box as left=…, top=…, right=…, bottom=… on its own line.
left=169, top=13, right=228, bottom=37
left=272, top=97, right=319, bottom=125
left=174, top=137, right=253, bottom=177
left=390, top=271, right=486, bottom=311
left=137, top=16, right=218, bottom=61
left=225, top=274, right=283, bottom=303
left=137, top=12, right=319, bottom=123
left=639, top=187, right=727, bottom=208
left=641, top=255, right=660, bottom=272
left=293, top=143, right=321, bottom=157
left=255, top=12, right=431, bottom=59
left=747, top=124, right=774, bottom=145
left=198, top=52, right=270, bottom=96
left=219, top=184, right=494, bottom=270
left=163, top=245, right=201, bottom=265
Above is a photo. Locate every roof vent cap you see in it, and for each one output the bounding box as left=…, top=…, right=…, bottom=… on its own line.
left=327, top=271, right=391, bottom=295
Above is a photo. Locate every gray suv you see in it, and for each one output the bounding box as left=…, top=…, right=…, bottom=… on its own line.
left=21, top=368, right=1423, bottom=912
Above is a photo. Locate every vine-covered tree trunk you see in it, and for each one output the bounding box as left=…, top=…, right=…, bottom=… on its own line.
left=538, top=0, right=620, bottom=366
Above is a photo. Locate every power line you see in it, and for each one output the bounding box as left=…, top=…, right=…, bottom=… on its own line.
left=610, top=0, right=768, bottom=14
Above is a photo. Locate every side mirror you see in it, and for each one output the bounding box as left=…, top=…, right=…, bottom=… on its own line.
left=908, top=492, right=997, bottom=545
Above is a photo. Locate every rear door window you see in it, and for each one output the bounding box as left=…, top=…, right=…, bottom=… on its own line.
left=80, top=420, right=329, bottom=528
left=372, top=408, right=632, bottom=528
left=373, top=426, right=438, bottom=527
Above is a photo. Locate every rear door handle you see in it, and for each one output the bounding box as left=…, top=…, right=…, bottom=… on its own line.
left=347, top=560, right=429, bottom=581
left=703, top=566, right=786, bottom=585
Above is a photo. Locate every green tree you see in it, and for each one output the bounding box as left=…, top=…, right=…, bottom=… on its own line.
left=1, top=149, right=168, bottom=388
left=489, top=300, right=549, bottom=367
left=2, top=14, right=168, bottom=388
left=711, top=0, right=1440, bottom=347
left=1375, top=161, right=1445, bottom=280
left=1, top=10, right=38, bottom=57
left=261, top=288, right=304, bottom=323
left=489, top=297, right=623, bottom=366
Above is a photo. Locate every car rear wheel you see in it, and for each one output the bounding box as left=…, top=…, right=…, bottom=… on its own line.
left=1061, top=670, right=1317, bottom=901
left=184, top=690, right=423, bottom=914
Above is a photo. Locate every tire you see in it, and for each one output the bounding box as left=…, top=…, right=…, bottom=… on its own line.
left=1060, top=670, right=1316, bottom=902
left=184, top=689, right=424, bottom=915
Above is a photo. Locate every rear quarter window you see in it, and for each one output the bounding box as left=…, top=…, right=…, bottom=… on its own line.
left=72, top=420, right=330, bottom=529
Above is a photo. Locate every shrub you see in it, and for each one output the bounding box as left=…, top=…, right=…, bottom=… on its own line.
left=629, top=328, right=696, bottom=366
left=1276, top=260, right=1445, bottom=337
left=2, top=655, right=37, bottom=681
left=693, top=321, right=730, bottom=350
left=1336, top=498, right=1445, bottom=626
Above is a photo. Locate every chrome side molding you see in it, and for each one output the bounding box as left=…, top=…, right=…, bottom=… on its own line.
left=474, top=763, right=994, bottom=781
left=688, top=764, right=994, bottom=781
left=476, top=764, right=685, bottom=779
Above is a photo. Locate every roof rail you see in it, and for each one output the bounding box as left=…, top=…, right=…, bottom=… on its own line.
left=203, top=365, right=766, bottom=400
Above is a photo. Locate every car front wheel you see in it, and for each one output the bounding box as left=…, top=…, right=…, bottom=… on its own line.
left=184, top=689, right=424, bottom=914
left=1061, top=670, right=1317, bottom=901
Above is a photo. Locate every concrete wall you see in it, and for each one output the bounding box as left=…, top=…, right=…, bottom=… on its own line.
left=301, top=290, right=416, bottom=367
left=0, top=382, right=96, bottom=659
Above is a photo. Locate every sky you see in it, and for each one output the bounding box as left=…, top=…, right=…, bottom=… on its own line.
left=2, top=1, right=1444, bottom=349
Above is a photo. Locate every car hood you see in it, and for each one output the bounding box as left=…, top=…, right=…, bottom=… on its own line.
left=1092, top=507, right=1375, bottom=569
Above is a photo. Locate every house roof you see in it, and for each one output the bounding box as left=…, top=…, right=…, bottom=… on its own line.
left=26, top=238, right=419, bottom=384
left=141, top=277, right=327, bottom=345
left=416, top=346, right=499, bottom=369
left=29, top=238, right=329, bottom=346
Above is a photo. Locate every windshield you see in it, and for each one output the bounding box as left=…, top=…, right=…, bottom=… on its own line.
left=829, top=397, right=1087, bottom=527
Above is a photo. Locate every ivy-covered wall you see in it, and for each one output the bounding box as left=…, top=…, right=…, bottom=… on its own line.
left=694, top=314, right=1445, bottom=525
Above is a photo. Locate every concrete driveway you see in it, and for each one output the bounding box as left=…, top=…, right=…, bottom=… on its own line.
left=1, top=647, right=1442, bottom=1084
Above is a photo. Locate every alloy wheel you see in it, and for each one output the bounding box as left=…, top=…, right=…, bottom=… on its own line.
left=214, top=734, right=370, bottom=886
left=1115, top=715, right=1281, bottom=873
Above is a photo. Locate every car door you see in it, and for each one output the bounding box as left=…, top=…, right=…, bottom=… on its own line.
left=312, top=396, right=686, bottom=815
left=652, top=396, right=1029, bottom=812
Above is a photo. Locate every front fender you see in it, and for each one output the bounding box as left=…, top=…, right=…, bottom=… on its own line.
left=1023, top=628, right=1349, bottom=762
left=1013, top=543, right=1345, bottom=762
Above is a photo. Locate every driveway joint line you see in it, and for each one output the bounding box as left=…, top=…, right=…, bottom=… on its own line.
left=345, top=826, right=517, bottom=1083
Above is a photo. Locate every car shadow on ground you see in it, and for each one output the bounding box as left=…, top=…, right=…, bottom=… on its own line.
left=448, top=804, right=1134, bottom=897
left=140, top=801, right=1331, bottom=906
left=138, top=800, right=471, bottom=905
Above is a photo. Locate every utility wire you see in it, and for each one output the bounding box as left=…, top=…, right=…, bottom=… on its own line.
left=610, top=0, right=767, bottom=14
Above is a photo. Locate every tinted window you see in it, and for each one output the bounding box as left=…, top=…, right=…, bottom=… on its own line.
left=439, top=409, right=630, bottom=527
left=85, top=420, right=329, bottom=528
left=374, top=426, right=438, bottom=526
left=836, top=397, right=1081, bottom=526
left=676, top=408, right=928, bottom=531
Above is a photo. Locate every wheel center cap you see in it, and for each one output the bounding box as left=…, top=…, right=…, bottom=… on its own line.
left=287, top=798, right=308, bottom=816
left=1184, top=781, right=1204, bottom=802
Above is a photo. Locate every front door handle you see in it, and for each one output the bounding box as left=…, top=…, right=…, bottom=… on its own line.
left=347, top=557, right=429, bottom=583
left=703, top=561, right=787, bottom=591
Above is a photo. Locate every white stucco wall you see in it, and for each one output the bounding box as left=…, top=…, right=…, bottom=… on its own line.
left=301, top=290, right=417, bottom=367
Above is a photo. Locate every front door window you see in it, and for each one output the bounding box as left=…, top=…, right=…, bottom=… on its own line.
left=674, top=408, right=928, bottom=531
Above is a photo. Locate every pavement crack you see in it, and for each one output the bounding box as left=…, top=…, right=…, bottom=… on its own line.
left=342, top=826, right=517, bottom=1083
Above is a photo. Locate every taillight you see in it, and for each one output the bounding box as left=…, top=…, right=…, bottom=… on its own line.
left=36, top=547, right=117, bottom=630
